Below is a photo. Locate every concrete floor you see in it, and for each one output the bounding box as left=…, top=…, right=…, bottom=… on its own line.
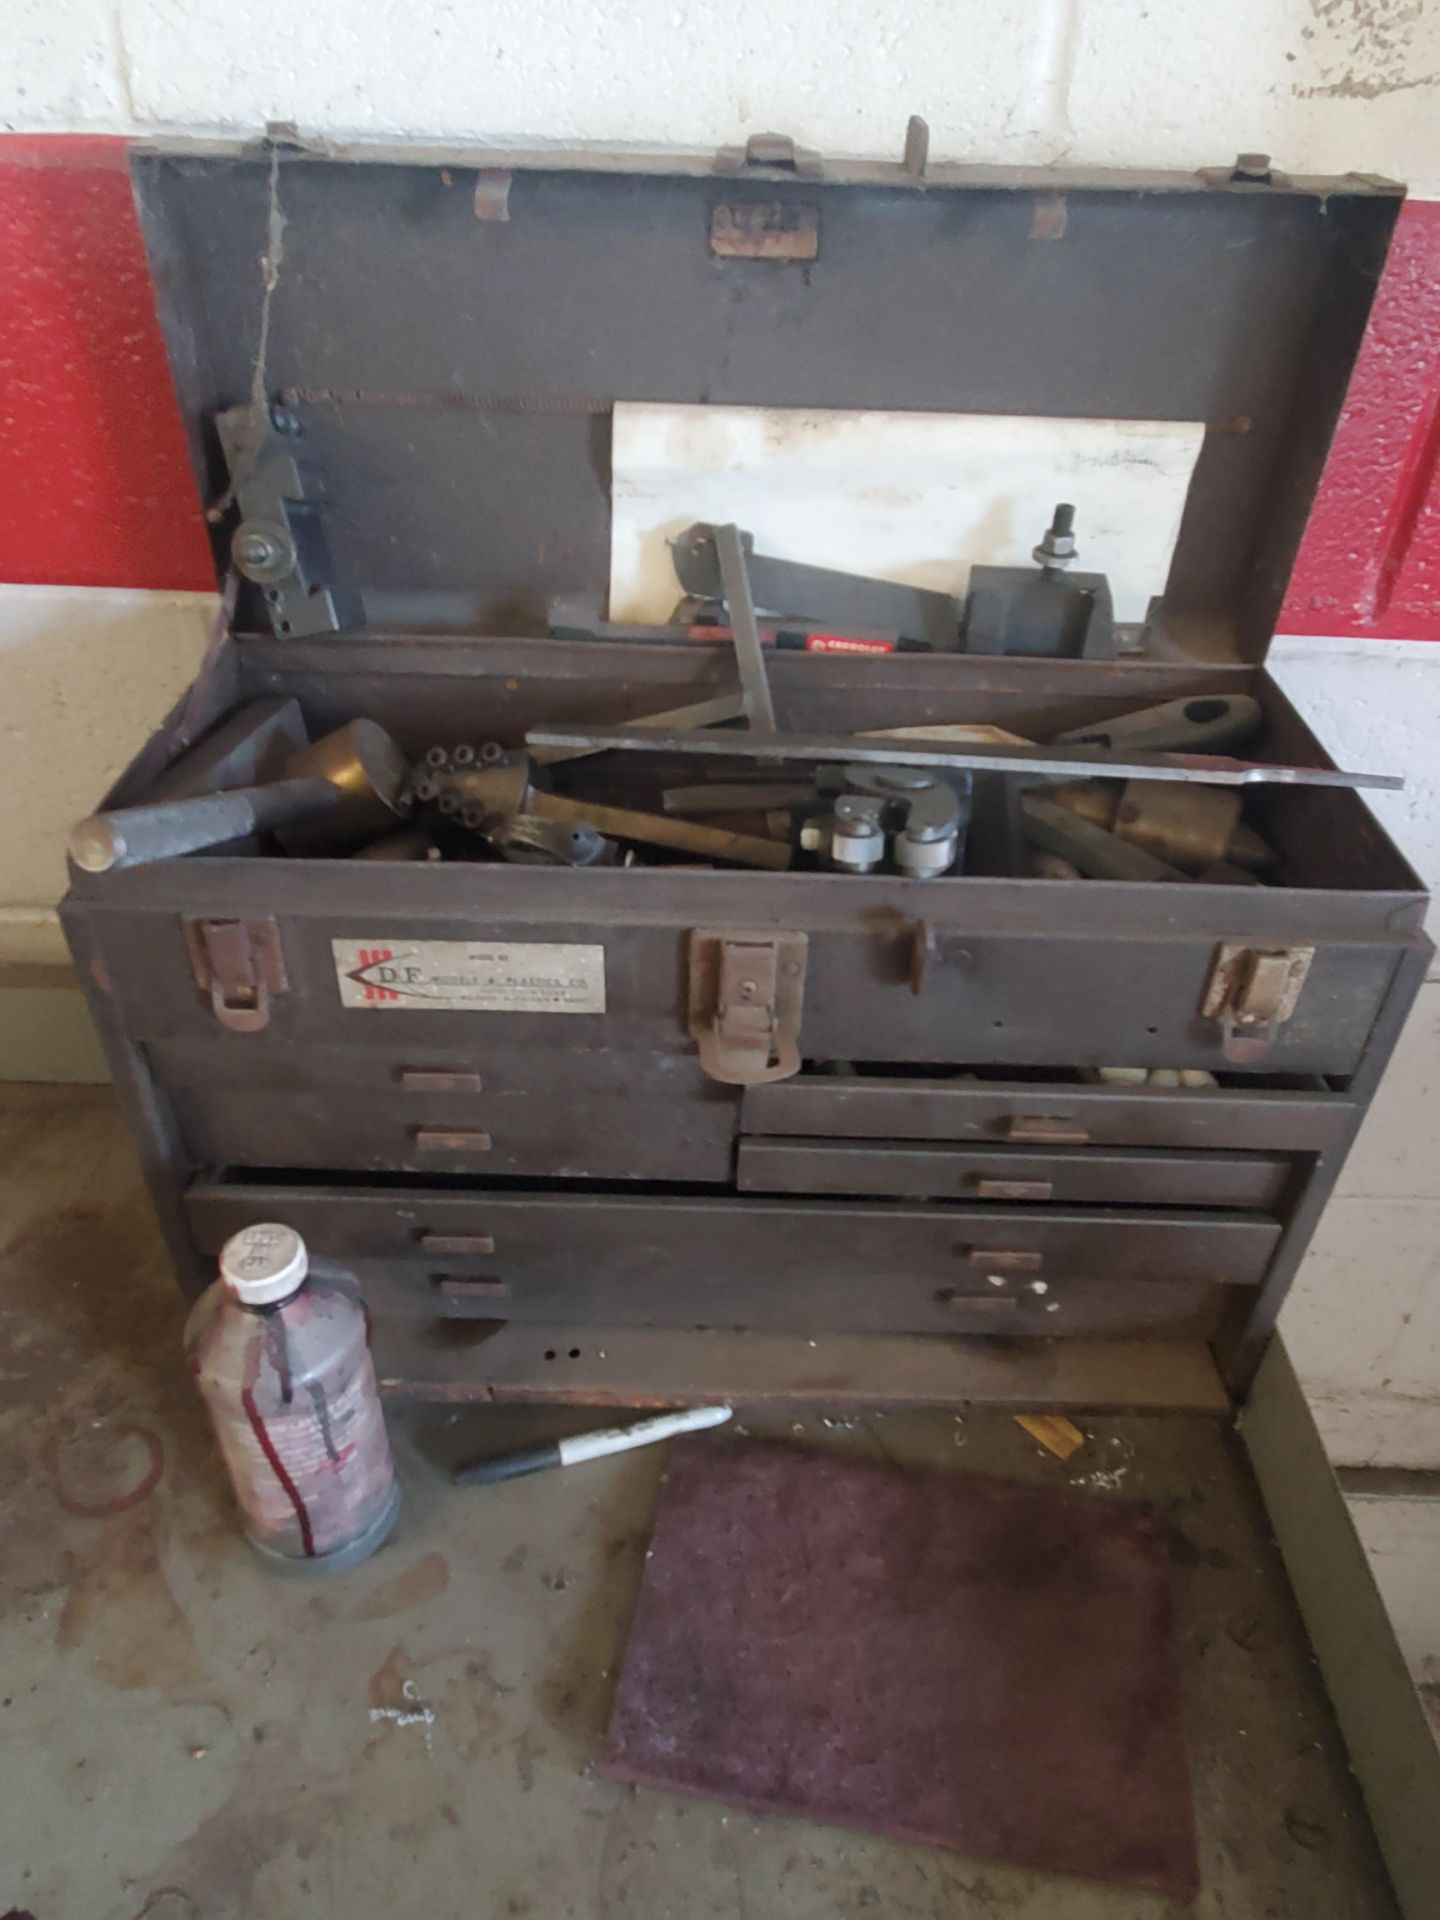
left=0, top=1083, right=1413, bottom=1919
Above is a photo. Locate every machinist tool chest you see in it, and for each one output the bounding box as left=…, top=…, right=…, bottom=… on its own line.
left=63, top=129, right=1431, bottom=1415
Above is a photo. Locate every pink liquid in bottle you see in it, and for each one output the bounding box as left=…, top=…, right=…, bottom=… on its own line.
left=185, top=1223, right=399, bottom=1573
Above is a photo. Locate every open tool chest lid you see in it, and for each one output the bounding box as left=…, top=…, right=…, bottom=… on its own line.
left=132, top=133, right=1402, bottom=661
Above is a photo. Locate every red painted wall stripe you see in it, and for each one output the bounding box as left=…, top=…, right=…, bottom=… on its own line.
left=1, top=134, right=1439, bottom=640
left=1279, top=198, right=1440, bottom=642
left=0, top=135, right=213, bottom=592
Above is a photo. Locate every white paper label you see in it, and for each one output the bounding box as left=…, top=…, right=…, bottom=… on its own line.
left=332, top=939, right=605, bottom=1013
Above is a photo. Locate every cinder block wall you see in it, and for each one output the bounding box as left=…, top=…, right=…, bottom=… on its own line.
left=4, top=0, right=1440, bottom=1461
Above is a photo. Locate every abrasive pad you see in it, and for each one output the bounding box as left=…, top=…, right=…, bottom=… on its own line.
left=604, top=1439, right=1198, bottom=1899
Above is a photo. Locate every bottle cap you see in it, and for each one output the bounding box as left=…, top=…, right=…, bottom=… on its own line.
left=219, top=1223, right=309, bottom=1306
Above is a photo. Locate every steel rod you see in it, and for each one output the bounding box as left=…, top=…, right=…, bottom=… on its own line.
left=524, top=725, right=1402, bottom=792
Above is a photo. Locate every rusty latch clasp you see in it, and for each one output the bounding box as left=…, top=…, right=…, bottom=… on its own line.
left=184, top=917, right=288, bottom=1033
left=688, top=929, right=807, bottom=1086
left=1200, top=942, right=1314, bottom=1064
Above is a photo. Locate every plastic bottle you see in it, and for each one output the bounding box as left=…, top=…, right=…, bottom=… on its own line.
left=184, top=1223, right=400, bottom=1573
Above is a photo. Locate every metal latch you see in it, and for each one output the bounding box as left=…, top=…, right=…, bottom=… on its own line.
left=1200, top=942, right=1314, bottom=1063
left=184, top=917, right=288, bottom=1033
left=688, top=929, right=807, bottom=1086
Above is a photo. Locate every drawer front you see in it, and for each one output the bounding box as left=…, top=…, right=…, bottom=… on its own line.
left=743, top=1078, right=1351, bottom=1152
left=736, top=1139, right=1291, bottom=1209
left=172, top=1087, right=735, bottom=1184
left=187, top=1185, right=1280, bottom=1289
left=352, top=1260, right=1232, bottom=1340
left=145, top=1036, right=720, bottom=1102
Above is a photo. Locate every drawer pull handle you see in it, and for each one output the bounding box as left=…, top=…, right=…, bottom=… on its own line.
left=966, top=1247, right=1044, bottom=1272
left=414, top=1128, right=493, bottom=1153
left=400, top=1068, right=484, bottom=1093
left=1005, top=1116, right=1088, bottom=1146
left=938, top=1291, right=1021, bottom=1313
left=420, top=1232, right=495, bottom=1255
left=974, top=1177, right=1054, bottom=1201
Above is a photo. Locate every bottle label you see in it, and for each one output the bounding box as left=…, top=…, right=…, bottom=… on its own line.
left=220, top=1355, right=393, bottom=1557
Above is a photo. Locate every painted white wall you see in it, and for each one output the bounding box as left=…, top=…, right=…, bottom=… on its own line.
left=6, top=0, right=1440, bottom=197
left=0, top=588, right=214, bottom=965
left=3, top=0, right=1440, bottom=1460
left=1269, top=638, right=1440, bottom=1466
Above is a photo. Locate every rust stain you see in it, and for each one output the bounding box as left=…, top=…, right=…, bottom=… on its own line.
left=130, top=1735, right=343, bottom=1919
left=348, top=1549, right=450, bottom=1620
left=367, top=1638, right=416, bottom=1712
left=54, top=1505, right=205, bottom=1691
left=457, top=1690, right=503, bottom=1759
left=52, top=1421, right=165, bottom=1519
left=1030, top=192, right=1068, bottom=241
left=447, top=1654, right=512, bottom=1759
left=131, top=1893, right=200, bottom=1920
left=710, top=203, right=820, bottom=262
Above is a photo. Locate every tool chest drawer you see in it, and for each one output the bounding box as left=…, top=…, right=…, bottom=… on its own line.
left=355, top=1260, right=1232, bottom=1339
left=169, top=1085, right=735, bottom=1183
left=736, top=1139, right=1292, bottom=1209
left=143, top=1037, right=716, bottom=1102
left=742, top=1075, right=1353, bottom=1152
left=185, top=1185, right=1281, bottom=1290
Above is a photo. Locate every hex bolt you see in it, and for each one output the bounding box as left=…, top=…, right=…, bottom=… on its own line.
left=235, top=529, right=282, bottom=570
left=1033, top=502, right=1078, bottom=572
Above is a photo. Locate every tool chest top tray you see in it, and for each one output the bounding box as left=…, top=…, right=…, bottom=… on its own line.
left=63, top=134, right=1430, bottom=1411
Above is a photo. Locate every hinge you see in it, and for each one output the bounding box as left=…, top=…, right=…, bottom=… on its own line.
left=1200, top=942, right=1314, bottom=1064
left=688, top=929, right=807, bottom=1086
left=184, top=917, right=288, bottom=1033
